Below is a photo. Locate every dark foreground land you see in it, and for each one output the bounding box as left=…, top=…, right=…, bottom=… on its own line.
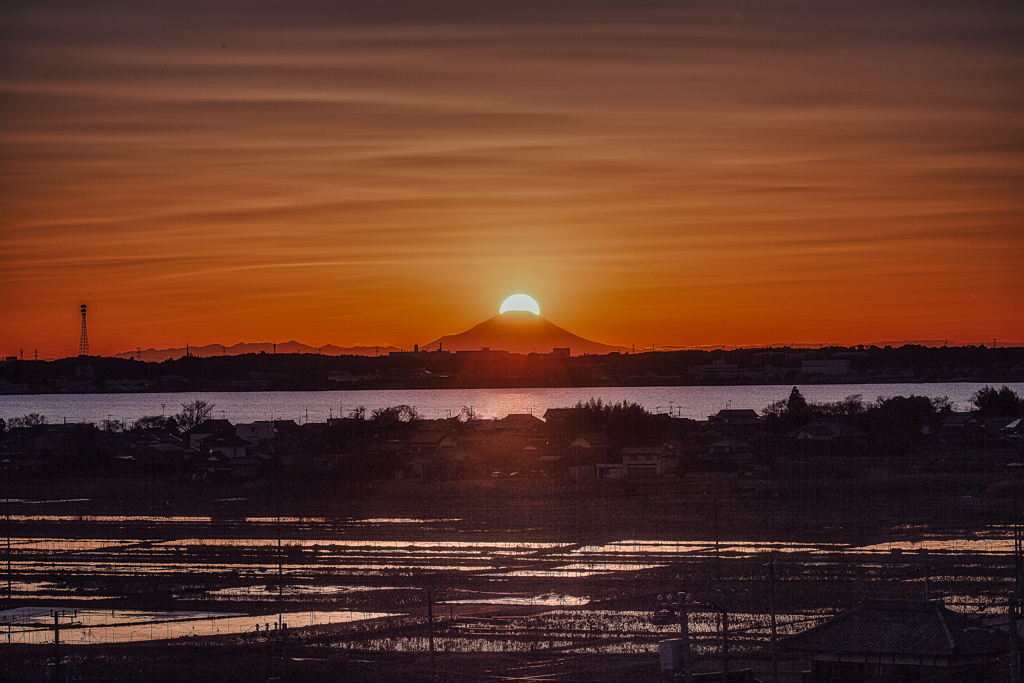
left=3, top=444, right=1023, bottom=683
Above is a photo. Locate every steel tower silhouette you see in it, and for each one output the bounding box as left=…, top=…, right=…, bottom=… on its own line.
left=75, top=304, right=94, bottom=379
left=78, top=304, right=90, bottom=356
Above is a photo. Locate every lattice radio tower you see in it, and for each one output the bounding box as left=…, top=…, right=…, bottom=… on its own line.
left=75, top=304, right=94, bottom=379
left=78, top=304, right=90, bottom=356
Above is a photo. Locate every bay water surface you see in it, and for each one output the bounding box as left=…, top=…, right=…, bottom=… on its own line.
left=2, top=382, right=1021, bottom=426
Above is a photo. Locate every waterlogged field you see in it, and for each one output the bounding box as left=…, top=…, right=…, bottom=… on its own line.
left=2, top=472, right=1021, bottom=682
left=2, top=509, right=1018, bottom=641
left=1, top=606, right=395, bottom=645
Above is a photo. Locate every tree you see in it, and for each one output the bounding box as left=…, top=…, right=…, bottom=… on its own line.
left=568, top=398, right=663, bottom=445
left=370, top=405, right=420, bottom=425
left=133, top=415, right=171, bottom=432
left=8, top=413, right=47, bottom=428
left=818, top=394, right=865, bottom=418
left=862, top=395, right=938, bottom=454
left=787, top=386, right=809, bottom=416
left=971, top=385, right=1023, bottom=417
left=175, top=400, right=214, bottom=432
left=763, top=387, right=814, bottom=436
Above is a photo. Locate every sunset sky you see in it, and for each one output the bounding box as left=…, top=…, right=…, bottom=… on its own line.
left=2, top=0, right=1022, bottom=358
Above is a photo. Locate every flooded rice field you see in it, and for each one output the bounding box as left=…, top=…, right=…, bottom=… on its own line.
left=1, top=606, right=396, bottom=645
left=1, top=501, right=1018, bottom=658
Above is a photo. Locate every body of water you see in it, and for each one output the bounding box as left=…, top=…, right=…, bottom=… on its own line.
left=1, top=382, right=1021, bottom=426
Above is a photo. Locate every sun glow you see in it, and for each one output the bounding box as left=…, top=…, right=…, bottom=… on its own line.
left=499, top=294, right=540, bottom=316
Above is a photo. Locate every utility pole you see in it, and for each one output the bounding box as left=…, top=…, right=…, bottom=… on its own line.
left=1015, top=491, right=1023, bottom=683
left=720, top=589, right=729, bottom=683
left=50, top=610, right=81, bottom=681
left=427, top=589, right=436, bottom=680
left=1012, top=592, right=1021, bottom=683
left=677, top=592, right=694, bottom=683
left=714, top=481, right=722, bottom=581
left=1015, top=490, right=1022, bottom=592
left=769, top=558, right=779, bottom=683
left=5, top=484, right=11, bottom=618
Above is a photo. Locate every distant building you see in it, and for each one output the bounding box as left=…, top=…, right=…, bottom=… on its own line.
left=103, top=378, right=148, bottom=392
left=801, top=360, right=851, bottom=376
left=688, top=359, right=745, bottom=380
left=327, top=370, right=360, bottom=384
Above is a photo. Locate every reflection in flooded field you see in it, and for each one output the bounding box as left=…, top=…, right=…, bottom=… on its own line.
left=0, top=606, right=396, bottom=645
left=207, top=584, right=414, bottom=599
left=358, top=609, right=824, bottom=656
left=442, top=592, right=589, bottom=606
left=3, top=510, right=1020, bottom=660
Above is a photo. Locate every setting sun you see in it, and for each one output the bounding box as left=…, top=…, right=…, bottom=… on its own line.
left=499, top=294, right=541, bottom=316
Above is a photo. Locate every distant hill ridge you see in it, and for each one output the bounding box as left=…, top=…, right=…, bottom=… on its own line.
left=112, top=312, right=629, bottom=361
left=114, top=341, right=401, bottom=362
left=113, top=334, right=1023, bottom=362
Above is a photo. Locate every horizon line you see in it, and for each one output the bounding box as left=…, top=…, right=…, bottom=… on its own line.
left=9, top=338, right=1024, bottom=362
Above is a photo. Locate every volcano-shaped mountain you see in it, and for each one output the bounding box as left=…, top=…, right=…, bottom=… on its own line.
left=422, top=312, right=626, bottom=356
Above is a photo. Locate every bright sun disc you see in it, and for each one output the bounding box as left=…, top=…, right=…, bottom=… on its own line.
left=500, top=294, right=540, bottom=315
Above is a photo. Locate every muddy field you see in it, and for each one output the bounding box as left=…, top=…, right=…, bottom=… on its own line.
left=2, top=462, right=1021, bottom=682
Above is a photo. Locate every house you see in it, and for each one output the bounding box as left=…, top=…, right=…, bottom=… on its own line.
left=409, top=428, right=459, bottom=456
left=188, top=419, right=235, bottom=448
left=940, top=412, right=982, bottom=435
left=497, top=413, right=546, bottom=434
left=708, top=409, right=762, bottom=428
left=621, top=445, right=677, bottom=478
left=135, top=441, right=187, bottom=473
left=193, top=431, right=263, bottom=479
left=203, top=432, right=251, bottom=459
left=698, top=438, right=756, bottom=474
left=595, top=445, right=678, bottom=479
left=595, top=456, right=624, bottom=479
left=789, top=421, right=866, bottom=441
left=706, top=437, right=751, bottom=456
left=235, top=421, right=277, bottom=444
left=784, top=598, right=1008, bottom=682
left=569, top=433, right=613, bottom=460
left=197, top=452, right=232, bottom=479
left=542, top=407, right=585, bottom=429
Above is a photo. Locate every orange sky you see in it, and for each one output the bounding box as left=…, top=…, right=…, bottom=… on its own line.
left=2, top=0, right=1022, bottom=358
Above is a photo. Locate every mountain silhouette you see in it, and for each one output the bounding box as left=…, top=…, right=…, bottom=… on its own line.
left=421, top=312, right=626, bottom=356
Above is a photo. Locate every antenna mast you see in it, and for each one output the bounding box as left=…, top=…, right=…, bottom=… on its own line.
left=78, top=305, right=90, bottom=356
left=75, top=304, right=94, bottom=379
